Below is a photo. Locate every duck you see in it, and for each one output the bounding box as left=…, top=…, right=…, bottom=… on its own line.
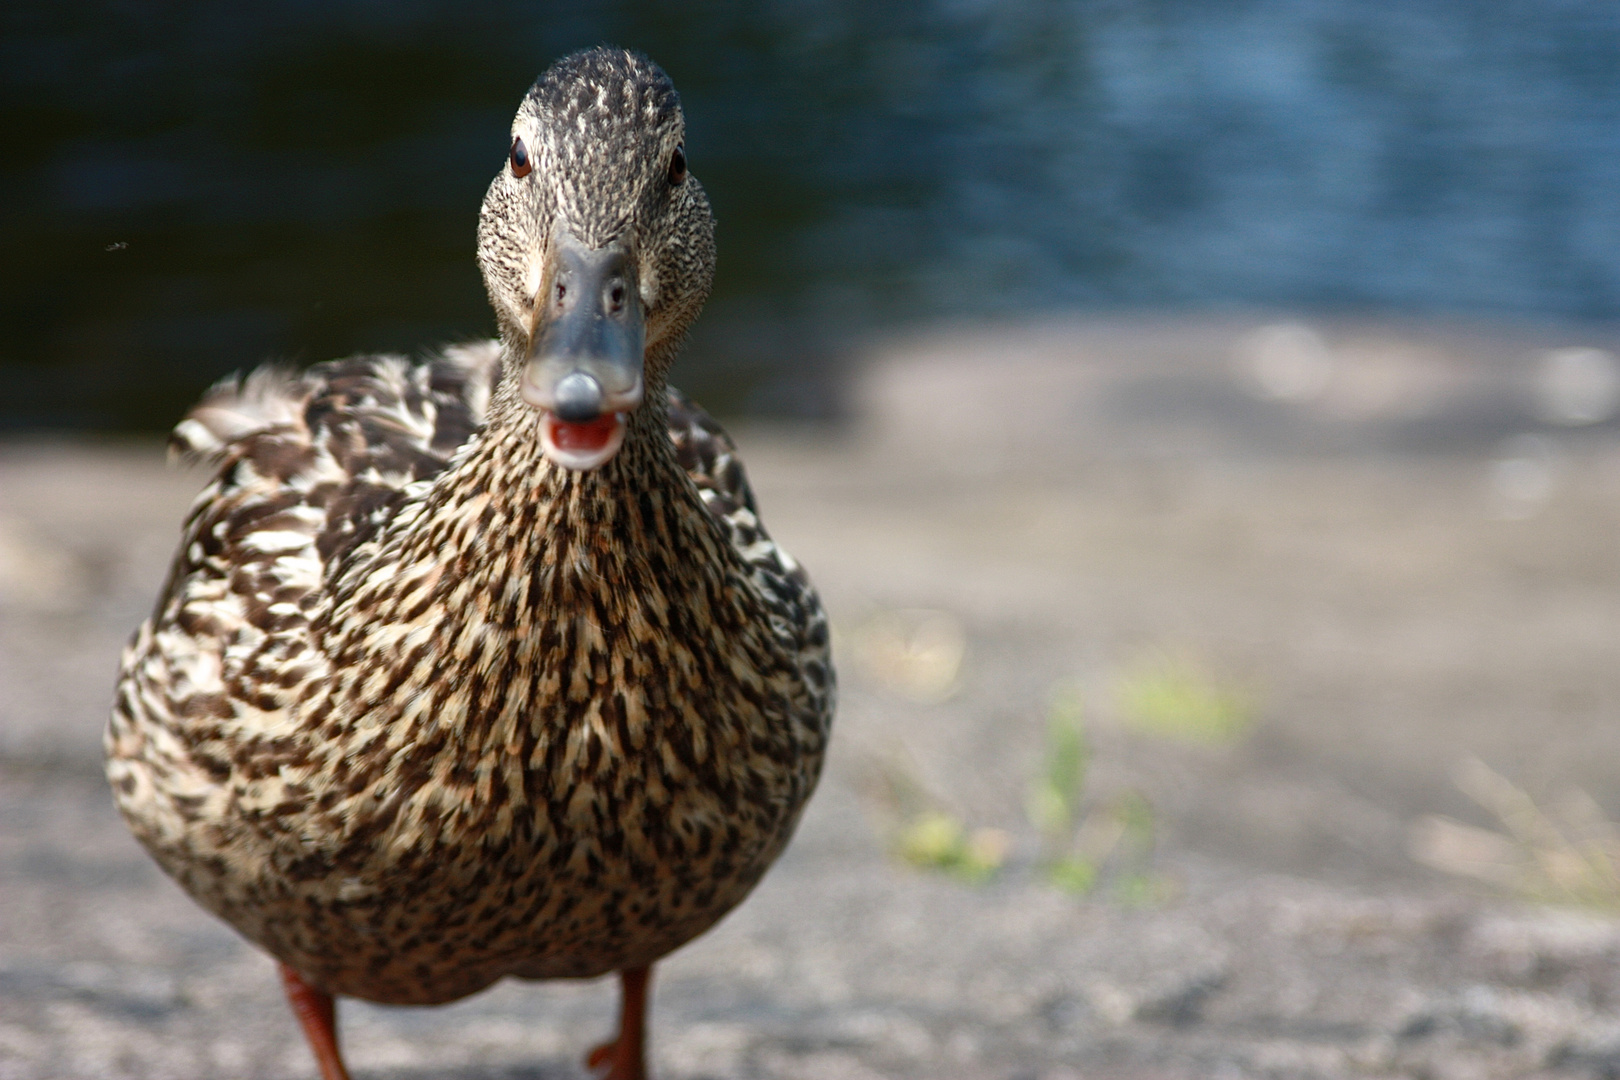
left=105, top=47, right=833, bottom=1080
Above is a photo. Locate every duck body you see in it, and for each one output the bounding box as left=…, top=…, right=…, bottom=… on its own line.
left=110, top=348, right=831, bottom=1005
left=105, top=47, right=832, bottom=1075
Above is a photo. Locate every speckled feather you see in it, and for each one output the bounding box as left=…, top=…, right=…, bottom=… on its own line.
left=106, top=48, right=833, bottom=1009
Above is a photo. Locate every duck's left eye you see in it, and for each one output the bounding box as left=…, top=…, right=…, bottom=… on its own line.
left=668, top=144, right=686, bottom=186
left=510, top=137, right=531, bottom=178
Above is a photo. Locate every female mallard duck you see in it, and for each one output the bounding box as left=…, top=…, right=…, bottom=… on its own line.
left=105, top=47, right=833, bottom=1080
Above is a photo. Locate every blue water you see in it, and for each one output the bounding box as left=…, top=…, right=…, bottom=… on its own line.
left=4, top=2, right=1620, bottom=426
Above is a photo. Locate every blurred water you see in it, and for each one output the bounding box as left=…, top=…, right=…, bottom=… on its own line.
left=4, top=1, right=1620, bottom=428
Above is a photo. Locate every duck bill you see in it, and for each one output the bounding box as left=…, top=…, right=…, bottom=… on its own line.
left=521, top=232, right=645, bottom=471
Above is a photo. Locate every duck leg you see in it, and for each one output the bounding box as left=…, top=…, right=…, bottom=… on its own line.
left=585, top=965, right=652, bottom=1080
left=279, top=963, right=352, bottom=1080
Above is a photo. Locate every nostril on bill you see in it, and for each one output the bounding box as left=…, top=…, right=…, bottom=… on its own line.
left=553, top=372, right=604, bottom=422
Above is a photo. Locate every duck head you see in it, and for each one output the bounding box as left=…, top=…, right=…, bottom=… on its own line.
left=478, top=48, right=716, bottom=470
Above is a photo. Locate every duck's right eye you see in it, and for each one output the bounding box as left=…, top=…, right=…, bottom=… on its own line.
left=510, top=137, right=531, bottom=178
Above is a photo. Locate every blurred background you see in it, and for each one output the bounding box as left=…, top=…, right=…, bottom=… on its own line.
left=7, top=1, right=1620, bottom=427
left=10, top=4, right=1620, bottom=1079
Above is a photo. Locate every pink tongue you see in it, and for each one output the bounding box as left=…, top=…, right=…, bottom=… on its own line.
left=546, top=412, right=618, bottom=452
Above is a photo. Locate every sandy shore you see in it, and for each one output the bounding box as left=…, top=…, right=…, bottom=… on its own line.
left=6, top=316, right=1620, bottom=1079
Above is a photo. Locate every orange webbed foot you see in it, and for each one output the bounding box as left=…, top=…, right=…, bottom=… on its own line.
left=279, top=963, right=352, bottom=1080
left=586, top=965, right=652, bottom=1080
left=585, top=1036, right=645, bottom=1080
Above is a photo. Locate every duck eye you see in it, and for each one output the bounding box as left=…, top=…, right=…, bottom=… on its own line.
left=668, top=144, right=686, bottom=186
left=510, top=137, right=531, bottom=178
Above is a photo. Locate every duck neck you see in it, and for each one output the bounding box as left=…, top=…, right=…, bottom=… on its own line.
left=406, top=344, right=725, bottom=633
left=430, top=346, right=704, bottom=591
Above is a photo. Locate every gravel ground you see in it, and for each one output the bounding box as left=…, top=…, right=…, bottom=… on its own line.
left=6, top=316, right=1620, bottom=1079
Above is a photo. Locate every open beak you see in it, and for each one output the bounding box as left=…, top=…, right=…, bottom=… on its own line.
left=521, top=231, right=645, bottom=470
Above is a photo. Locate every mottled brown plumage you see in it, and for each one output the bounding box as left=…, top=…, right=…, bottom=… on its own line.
left=106, top=48, right=832, bottom=1080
